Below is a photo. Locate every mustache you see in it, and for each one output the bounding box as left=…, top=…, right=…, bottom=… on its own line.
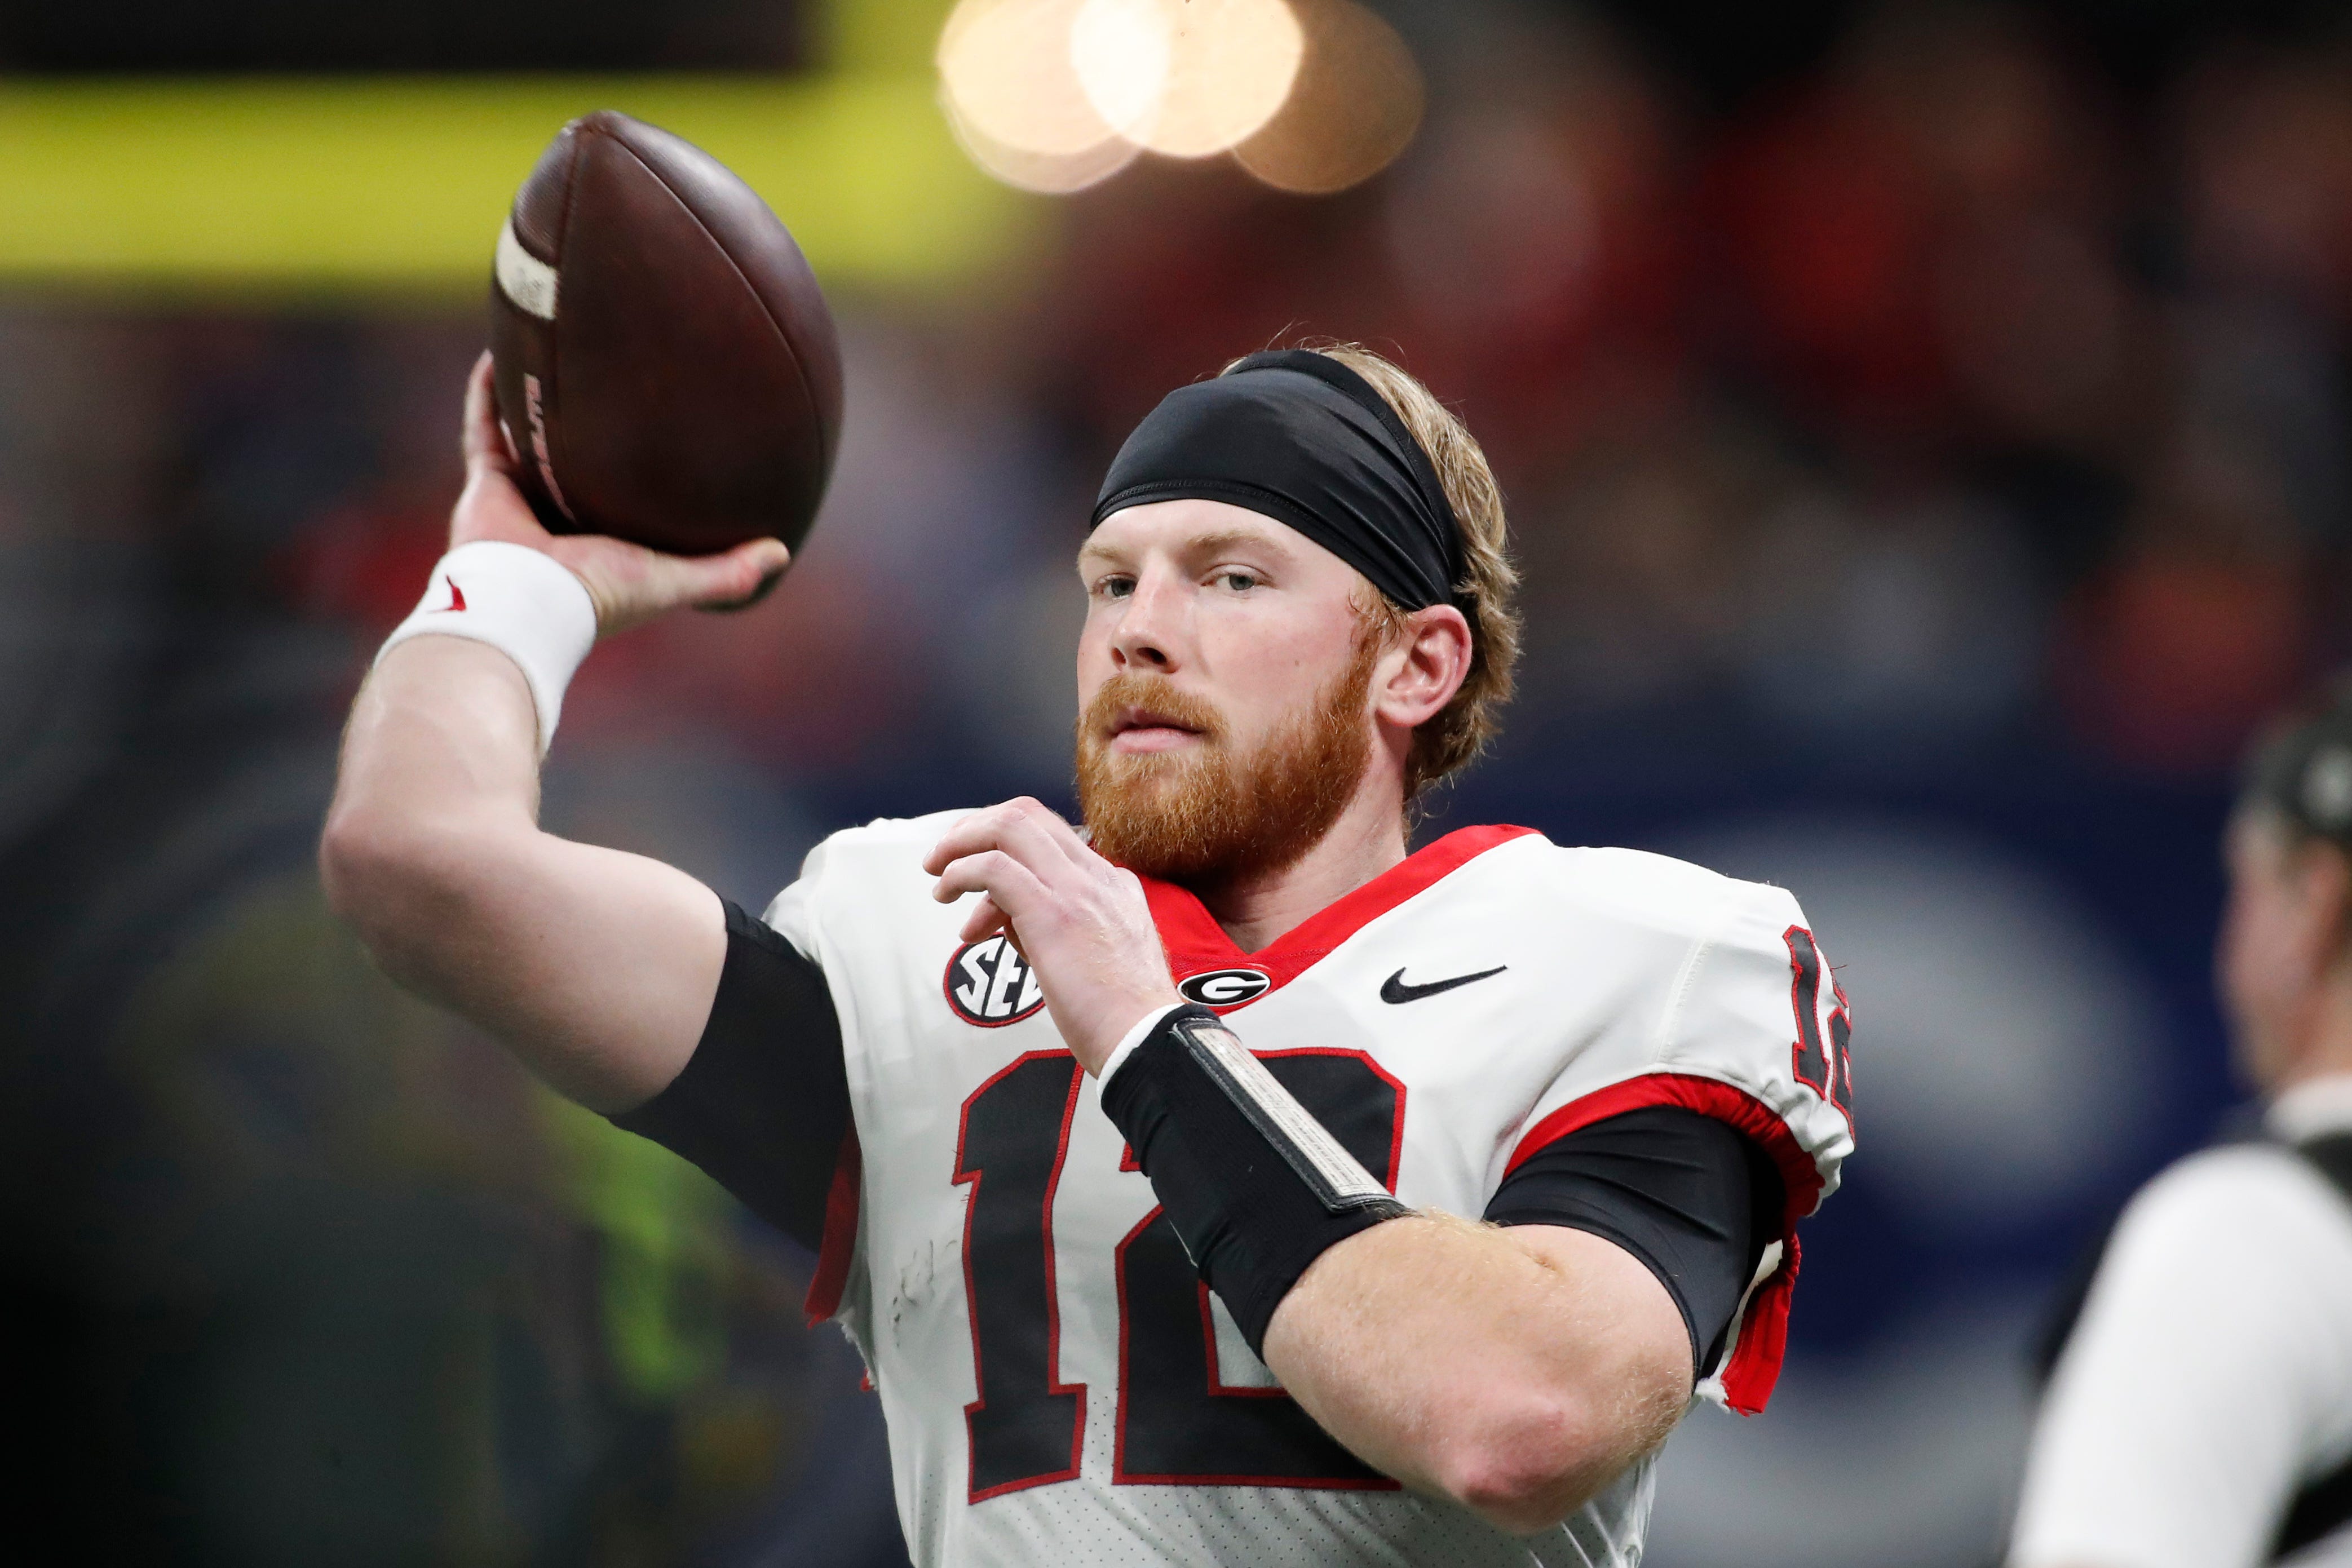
left=1075, top=637, right=1379, bottom=884
left=1080, top=673, right=1227, bottom=746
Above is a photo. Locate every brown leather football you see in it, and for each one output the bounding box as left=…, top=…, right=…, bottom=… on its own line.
left=488, top=110, right=843, bottom=559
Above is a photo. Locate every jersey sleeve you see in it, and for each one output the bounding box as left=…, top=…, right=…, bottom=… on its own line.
left=607, top=897, right=857, bottom=1286
left=1484, top=1105, right=1780, bottom=1380
left=1501, top=875, right=1855, bottom=1415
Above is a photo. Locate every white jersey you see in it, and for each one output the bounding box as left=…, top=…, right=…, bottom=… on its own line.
left=2009, top=1078, right=2352, bottom=1568
left=765, top=818, right=1854, bottom=1568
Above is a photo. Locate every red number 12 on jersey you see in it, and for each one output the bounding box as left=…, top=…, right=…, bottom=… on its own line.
left=950, top=1050, right=1405, bottom=1500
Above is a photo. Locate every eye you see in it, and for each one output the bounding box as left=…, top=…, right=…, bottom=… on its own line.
left=1095, top=574, right=1135, bottom=600
left=1219, top=570, right=1259, bottom=593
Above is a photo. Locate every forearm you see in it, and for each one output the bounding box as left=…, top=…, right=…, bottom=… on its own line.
left=1090, top=1003, right=1693, bottom=1534
left=321, top=636, right=717, bottom=1109
left=1262, top=1212, right=1689, bottom=1533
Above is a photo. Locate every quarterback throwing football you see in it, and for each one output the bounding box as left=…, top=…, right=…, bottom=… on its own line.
left=323, top=346, right=1854, bottom=1566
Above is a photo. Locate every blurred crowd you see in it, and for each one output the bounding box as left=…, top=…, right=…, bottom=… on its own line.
left=3, top=3, right=2349, bottom=1566
left=206, top=1, right=2352, bottom=795
left=1033, top=2, right=2352, bottom=778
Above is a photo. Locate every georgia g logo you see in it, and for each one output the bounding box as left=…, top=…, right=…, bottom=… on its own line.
left=944, top=934, right=1047, bottom=1027
left=1175, top=967, right=1273, bottom=1007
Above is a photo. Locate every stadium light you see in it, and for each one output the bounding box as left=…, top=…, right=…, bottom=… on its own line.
left=936, top=0, right=1139, bottom=192
left=1072, top=0, right=1303, bottom=159
left=936, top=0, right=1418, bottom=195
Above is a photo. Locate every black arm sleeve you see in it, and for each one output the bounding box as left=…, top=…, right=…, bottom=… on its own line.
left=1483, top=1106, right=1783, bottom=1376
left=607, top=898, right=852, bottom=1251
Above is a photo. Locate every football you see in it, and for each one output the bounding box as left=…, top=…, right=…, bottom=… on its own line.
left=488, top=110, right=843, bottom=559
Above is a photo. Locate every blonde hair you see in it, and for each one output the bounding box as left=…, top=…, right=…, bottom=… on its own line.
left=1219, top=343, right=1520, bottom=798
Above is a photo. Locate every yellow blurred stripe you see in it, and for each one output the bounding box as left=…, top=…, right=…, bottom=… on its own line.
left=0, top=75, right=1027, bottom=291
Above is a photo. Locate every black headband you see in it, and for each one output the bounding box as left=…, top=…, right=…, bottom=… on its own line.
left=1089, top=349, right=1467, bottom=612
left=2246, top=679, right=2352, bottom=844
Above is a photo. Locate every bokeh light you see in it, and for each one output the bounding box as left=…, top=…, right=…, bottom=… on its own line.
left=937, top=0, right=1137, bottom=192
left=940, top=83, right=1140, bottom=193
left=1066, top=0, right=1172, bottom=143
left=1073, top=0, right=1302, bottom=159
left=1236, top=0, right=1423, bottom=194
left=938, top=0, right=1415, bottom=193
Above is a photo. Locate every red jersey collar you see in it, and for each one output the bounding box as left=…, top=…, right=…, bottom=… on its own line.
left=1137, top=824, right=1538, bottom=1009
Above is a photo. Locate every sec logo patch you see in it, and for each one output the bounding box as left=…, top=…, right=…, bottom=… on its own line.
left=1176, top=968, right=1272, bottom=1007
left=944, top=934, right=1047, bottom=1026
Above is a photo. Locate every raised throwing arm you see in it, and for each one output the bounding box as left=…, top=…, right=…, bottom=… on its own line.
left=319, top=355, right=790, bottom=1112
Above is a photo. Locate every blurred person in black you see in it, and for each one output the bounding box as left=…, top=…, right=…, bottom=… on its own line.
left=2010, top=683, right=2352, bottom=1568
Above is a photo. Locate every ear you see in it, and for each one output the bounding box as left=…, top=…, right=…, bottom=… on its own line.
left=1373, top=605, right=1473, bottom=732
left=2303, top=843, right=2352, bottom=977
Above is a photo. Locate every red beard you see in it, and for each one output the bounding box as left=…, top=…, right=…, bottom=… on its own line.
left=1075, top=633, right=1380, bottom=887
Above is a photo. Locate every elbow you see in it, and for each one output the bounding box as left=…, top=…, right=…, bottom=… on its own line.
left=318, top=804, right=378, bottom=925
left=320, top=801, right=410, bottom=931
left=1429, top=1392, right=1634, bottom=1536
left=317, top=803, right=484, bottom=978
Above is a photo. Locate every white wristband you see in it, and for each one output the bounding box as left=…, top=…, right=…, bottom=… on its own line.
left=376, top=541, right=598, bottom=756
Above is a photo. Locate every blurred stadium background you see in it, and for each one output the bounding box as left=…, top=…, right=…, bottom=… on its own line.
left=3, top=1, right=2347, bottom=1563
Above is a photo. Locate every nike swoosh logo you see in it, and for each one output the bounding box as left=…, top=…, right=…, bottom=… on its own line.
left=443, top=575, right=467, bottom=613
left=1380, top=965, right=1507, bottom=1004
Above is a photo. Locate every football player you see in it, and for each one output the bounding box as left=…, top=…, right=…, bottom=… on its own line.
left=322, top=346, right=1855, bottom=1566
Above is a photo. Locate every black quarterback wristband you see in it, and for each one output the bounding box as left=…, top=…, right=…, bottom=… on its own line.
left=1099, top=1004, right=1412, bottom=1356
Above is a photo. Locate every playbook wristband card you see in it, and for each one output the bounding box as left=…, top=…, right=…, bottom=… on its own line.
left=1099, top=1003, right=1411, bottom=1354
left=375, top=540, right=598, bottom=756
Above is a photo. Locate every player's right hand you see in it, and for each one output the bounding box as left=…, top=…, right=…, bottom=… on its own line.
left=452, top=352, right=792, bottom=636
left=924, top=798, right=1182, bottom=1076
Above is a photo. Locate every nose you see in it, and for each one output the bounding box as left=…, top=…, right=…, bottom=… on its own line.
left=1110, top=565, right=1186, bottom=673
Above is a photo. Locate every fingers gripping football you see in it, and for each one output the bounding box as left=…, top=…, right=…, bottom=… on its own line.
left=449, top=353, right=791, bottom=635
left=926, top=799, right=1181, bottom=1073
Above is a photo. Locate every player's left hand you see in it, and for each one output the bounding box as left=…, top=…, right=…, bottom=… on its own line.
left=925, top=799, right=1181, bottom=1074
